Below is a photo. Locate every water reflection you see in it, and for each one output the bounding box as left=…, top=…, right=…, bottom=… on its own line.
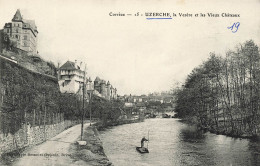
left=180, top=126, right=206, bottom=142
left=99, top=119, right=260, bottom=166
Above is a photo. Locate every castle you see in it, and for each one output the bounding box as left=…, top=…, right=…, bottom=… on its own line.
left=94, top=77, right=117, bottom=100
left=58, top=60, right=117, bottom=100
left=3, top=9, right=38, bottom=54
left=2, top=10, right=118, bottom=100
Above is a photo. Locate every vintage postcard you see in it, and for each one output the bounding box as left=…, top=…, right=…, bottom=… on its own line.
left=0, top=0, right=259, bottom=166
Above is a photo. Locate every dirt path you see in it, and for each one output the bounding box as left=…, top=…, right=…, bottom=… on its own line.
left=13, top=123, right=89, bottom=166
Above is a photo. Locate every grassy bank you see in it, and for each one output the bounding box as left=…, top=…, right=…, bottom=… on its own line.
left=70, top=125, right=112, bottom=166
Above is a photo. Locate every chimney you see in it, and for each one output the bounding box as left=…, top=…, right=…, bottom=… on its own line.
left=75, top=60, right=78, bottom=69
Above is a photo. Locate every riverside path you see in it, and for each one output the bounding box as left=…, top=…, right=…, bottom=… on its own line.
left=13, top=123, right=90, bottom=166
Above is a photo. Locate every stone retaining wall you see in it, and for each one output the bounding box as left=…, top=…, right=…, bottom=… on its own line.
left=0, top=120, right=79, bottom=156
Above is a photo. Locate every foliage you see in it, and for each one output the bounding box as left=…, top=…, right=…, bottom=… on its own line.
left=0, top=58, right=60, bottom=134
left=59, top=93, right=82, bottom=120
left=174, top=40, right=260, bottom=136
left=90, top=98, right=124, bottom=125
left=0, top=31, right=17, bottom=51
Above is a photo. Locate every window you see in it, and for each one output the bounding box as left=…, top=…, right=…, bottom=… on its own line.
left=24, top=35, right=27, bottom=40
left=7, top=29, right=9, bottom=33
left=24, top=42, right=27, bottom=46
left=16, top=29, right=18, bottom=33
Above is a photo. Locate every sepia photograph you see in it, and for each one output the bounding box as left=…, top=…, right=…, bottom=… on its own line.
left=0, top=0, right=260, bottom=165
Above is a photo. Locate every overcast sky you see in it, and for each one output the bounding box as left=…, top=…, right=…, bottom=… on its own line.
left=0, top=0, right=260, bottom=95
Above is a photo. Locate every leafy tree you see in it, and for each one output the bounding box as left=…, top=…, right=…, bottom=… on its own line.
left=174, top=40, right=260, bottom=136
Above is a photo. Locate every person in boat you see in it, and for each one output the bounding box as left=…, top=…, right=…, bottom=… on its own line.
left=141, top=136, right=148, bottom=149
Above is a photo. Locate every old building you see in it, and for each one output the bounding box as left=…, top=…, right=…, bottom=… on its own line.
left=110, top=86, right=117, bottom=100
left=58, top=60, right=86, bottom=94
left=58, top=61, right=118, bottom=100
left=93, top=77, right=117, bottom=100
left=3, top=9, right=38, bottom=54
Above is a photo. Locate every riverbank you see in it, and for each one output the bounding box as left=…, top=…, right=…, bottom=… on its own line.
left=70, top=125, right=113, bottom=166
left=70, top=118, right=143, bottom=166
left=177, top=117, right=260, bottom=140
left=94, top=118, right=144, bottom=131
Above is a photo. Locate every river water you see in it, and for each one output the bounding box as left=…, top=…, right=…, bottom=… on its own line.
left=99, top=118, right=260, bottom=166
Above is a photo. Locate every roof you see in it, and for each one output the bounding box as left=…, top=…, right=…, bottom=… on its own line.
left=12, top=9, right=23, bottom=22
left=136, top=102, right=146, bottom=107
left=59, top=61, right=77, bottom=70
left=11, top=9, right=38, bottom=32
left=95, top=77, right=101, bottom=82
left=23, top=19, right=37, bottom=30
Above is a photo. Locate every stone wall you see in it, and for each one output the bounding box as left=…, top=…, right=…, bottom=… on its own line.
left=0, top=120, right=79, bottom=156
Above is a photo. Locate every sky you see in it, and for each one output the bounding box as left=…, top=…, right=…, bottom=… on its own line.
left=0, top=0, right=260, bottom=95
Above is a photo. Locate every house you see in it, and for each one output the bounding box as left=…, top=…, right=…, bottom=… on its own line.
left=136, top=102, right=146, bottom=111
left=58, top=60, right=86, bottom=94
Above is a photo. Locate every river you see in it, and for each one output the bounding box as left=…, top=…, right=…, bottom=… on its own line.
left=99, top=118, right=260, bottom=166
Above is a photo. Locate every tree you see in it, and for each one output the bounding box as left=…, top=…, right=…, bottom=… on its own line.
left=174, top=40, right=260, bottom=137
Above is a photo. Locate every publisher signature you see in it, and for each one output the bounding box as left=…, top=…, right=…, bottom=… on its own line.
left=227, top=22, right=240, bottom=33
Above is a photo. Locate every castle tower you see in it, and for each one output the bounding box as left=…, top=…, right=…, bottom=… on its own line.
left=106, top=81, right=111, bottom=100
left=94, top=77, right=101, bottom=93
left=100, top=80, right=106, bottom=97
left=3, top=9, right=38, bottom=54
left=110, top=86, right=114, bottom=99
left=115, top=88, right=117, bottom=100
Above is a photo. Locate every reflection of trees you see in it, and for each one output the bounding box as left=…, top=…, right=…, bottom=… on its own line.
left=180, top=127, right=206, bottom=142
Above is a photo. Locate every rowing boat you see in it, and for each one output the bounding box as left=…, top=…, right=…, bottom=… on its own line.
left=136, top=147, right=149, bottom=153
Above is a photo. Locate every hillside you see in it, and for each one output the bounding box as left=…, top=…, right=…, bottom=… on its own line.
left=0, top=56, right=60, bottom=135
left=0, top=30, right=56, bottom=77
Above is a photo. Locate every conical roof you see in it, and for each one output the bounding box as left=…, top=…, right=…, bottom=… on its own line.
left=59, top=61, right=76, bottom=70
left=95, top=77, right=101, bottom=82
left=12, top=9, right=23, bottom=22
